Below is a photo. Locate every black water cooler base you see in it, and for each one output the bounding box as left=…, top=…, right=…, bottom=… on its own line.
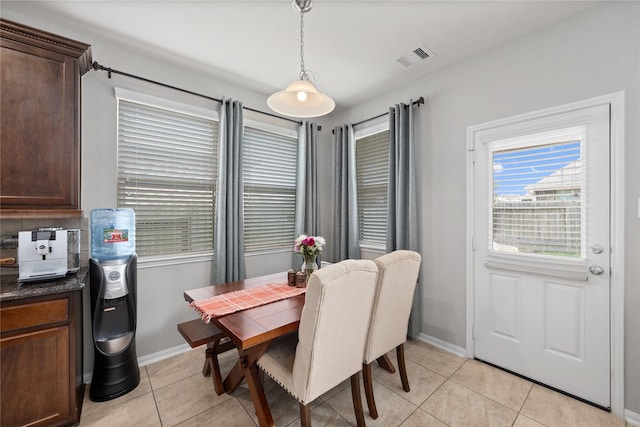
left=89, top=255, right=140, bottom=402
left=89, top=343, right=140, bottom=402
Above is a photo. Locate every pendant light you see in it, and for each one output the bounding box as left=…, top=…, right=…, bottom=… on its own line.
left=267, top=0, right=335, bottom=118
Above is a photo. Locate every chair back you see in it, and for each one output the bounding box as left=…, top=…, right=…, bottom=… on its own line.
left=364, top=250, right=421, bottom=364
left=292, top=259, right=378, bottom=403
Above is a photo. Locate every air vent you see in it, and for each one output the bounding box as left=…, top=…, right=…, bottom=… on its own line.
left=396, top=44, right=435, bottom=68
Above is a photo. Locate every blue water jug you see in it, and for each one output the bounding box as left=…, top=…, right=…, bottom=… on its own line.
left=90, top=208, right=136, bottom=260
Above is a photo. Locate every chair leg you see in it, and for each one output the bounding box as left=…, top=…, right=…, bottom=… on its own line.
left=396, top=344, right=410, bottom=393
left=351, top=372, right=367, bottom=427
left=299, top=402, right=312, bottom=427
left=362, top=363, right=378, bottom=419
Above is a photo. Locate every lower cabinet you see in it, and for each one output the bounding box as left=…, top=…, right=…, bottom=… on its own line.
left=1, top=291, right=83, bottom=426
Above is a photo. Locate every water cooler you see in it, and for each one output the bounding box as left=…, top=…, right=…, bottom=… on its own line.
left=89, top=208, right=140, bottom=401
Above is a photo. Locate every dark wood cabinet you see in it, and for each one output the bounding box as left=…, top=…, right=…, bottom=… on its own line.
left=0, top=19, right=91, bottom=218
left=1, top=291, right=84, bottom=427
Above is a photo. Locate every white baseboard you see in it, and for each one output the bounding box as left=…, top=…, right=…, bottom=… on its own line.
left=83, top=343, right=193, bottom=384
left=626, top=409, right=640, bottom=426
left=416, top=332, right=467, bottom=358
left=137, top=343, right=193, bottom=367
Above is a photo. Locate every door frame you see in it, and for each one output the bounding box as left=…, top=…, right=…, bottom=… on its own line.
left=465, top=92, right=625, bottom=417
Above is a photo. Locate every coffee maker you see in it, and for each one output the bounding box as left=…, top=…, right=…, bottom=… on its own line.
left=18, top=228, right=80, bottom=282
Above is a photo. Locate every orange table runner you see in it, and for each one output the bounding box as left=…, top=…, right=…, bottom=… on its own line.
left=190, top=283, right=306, bottom=322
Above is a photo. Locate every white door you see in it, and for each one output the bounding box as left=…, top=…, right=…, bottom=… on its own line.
left=472, top=104, right=611, bottom=407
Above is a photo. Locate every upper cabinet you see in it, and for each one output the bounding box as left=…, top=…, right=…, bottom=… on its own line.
left=0, top=19, right=91, bottom=218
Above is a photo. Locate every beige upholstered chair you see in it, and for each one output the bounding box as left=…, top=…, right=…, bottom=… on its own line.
left=257, top=259, right=378, bottom=427
left=363, top=250, right=421, bottom=419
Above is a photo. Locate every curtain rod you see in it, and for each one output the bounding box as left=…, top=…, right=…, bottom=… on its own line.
left=91, top=61, right=304, bottom=126
left=352, top=97, right=424, bottom=128
left=330, top=97, right=424, bottom=134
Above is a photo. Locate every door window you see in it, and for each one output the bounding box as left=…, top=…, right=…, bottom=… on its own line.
left=489, top=127, right=586, bottom=260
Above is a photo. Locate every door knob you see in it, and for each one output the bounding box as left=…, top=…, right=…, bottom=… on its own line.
left=589, top=265, right=605, bottom=275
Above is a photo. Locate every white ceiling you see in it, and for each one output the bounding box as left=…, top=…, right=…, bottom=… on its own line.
left=3, top=1, right=600, bottom=111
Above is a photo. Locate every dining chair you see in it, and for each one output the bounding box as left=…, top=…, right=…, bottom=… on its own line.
left=362, top=250, right=421, bottom=419
left=257, top=259, right=379, bottom=427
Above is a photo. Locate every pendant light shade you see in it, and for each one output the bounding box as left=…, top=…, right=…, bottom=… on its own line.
left=267, top=79, right=335, bottom=118
left=268, top=0, right=335, bottom=118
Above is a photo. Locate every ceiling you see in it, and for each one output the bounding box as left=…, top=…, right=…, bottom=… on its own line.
left=3, top=1, right=601, bottom=111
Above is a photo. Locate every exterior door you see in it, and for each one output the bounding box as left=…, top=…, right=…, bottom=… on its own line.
left=472, top=104, right=610, bottom=407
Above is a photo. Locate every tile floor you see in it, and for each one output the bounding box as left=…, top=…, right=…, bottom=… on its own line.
left=80, top=340, right=629, bottom=427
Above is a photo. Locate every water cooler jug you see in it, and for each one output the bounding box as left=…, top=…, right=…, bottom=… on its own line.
left=89, top=208, right=140, bottom=401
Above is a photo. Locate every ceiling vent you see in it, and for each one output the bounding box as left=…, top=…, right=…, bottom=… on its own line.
left=396, top=44, right=435, bottom=68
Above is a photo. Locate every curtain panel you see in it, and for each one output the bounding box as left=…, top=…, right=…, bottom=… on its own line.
left=293, top=121, right=319, bottom=267
left=388, top=102, right=422, bottom=338
left=213, top=99, right=247, bottom=284
left=332, top=124, right=360, bottom=261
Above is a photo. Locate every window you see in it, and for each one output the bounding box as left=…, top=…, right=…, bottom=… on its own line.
left=490, top=128, right=585, bottom=258
left=116, top=90, right=218, bottom=257
left=243, top=124, right=298, bottom=252
left=355, top=128, right=390, bottom=247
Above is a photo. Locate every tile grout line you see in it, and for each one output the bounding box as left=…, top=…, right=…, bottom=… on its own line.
left=145, top=366, right=169, bottom=427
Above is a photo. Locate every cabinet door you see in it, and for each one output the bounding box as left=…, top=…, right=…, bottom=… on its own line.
left=1, top=326, right=70, bottom=427
left=0, top=38, right=79, bottom=211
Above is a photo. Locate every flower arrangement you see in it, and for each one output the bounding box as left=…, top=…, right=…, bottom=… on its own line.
left=294, top=234, right=326, bottom=284
left=293, top=234, right=326, bottom=263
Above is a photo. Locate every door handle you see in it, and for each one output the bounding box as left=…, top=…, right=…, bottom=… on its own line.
left=589, top=265, right=605, bottom=276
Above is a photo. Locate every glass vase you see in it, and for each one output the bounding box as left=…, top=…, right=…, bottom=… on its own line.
left=301, top=259, right=318, bottom=284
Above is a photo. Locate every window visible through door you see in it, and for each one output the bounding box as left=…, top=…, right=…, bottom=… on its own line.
left=489, top=127, right=586, bottom=260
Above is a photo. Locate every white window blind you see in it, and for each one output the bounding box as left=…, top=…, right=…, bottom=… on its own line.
left=117, top=99, right=218, bottom=257
left=490, top=128, right=585, bottom=258
left=243, top=126, right=298, bottom=252
left=356, top=130, right=390, bottom=246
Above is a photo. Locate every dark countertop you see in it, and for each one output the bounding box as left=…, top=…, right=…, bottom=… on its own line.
left=1, top=268, right=87, bottom=302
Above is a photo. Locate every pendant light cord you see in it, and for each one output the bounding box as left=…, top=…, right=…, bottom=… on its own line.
left=299, top=8, right=306, bottom=80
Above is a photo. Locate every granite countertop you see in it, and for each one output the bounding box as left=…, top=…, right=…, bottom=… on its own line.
left=1, top=268, right=87, bottom=302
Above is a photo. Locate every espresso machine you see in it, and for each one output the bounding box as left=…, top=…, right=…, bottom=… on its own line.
left=89, top=208, right=140, bottom=401
left=17, top=228, right=81, bottom=282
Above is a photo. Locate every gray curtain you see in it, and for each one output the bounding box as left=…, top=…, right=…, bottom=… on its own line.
left=293, top=121, right=319, bottom=267
left=332, top=124, right=359, bottom=261
left=387, top=101, right=421, bottom=338
left=213, top=99, right=246, bottom=284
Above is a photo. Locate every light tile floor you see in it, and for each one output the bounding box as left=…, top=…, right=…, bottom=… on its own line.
left=80, top=340, right=629, bottom=427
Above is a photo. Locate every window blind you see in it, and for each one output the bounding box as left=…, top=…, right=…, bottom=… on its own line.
left=491, top=135, right=584, bottom=258
left=243, top=126, right=298, bottom=252
left=356, top=130, right=390, bottom=245
left=117, top=99, right=218, bottom=257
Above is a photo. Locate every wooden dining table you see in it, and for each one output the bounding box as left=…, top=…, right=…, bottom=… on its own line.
left=183, top=272, right=305, bottom=427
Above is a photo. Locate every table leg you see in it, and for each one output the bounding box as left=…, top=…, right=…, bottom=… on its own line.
left=377, top=353, right=396, bottom=373
left=221, top=343, right=275, bottom=427
left=245, top=362, right=274, bottom=427
left=223, top=360, right=245, bottom=393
